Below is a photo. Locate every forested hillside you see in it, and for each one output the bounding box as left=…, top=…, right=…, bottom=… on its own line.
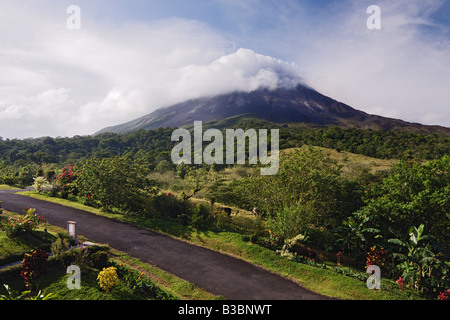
left=1, top=119, right=448, bottom=169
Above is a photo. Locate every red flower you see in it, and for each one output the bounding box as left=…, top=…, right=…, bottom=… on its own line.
left=396, top=277, right=405, bottom=291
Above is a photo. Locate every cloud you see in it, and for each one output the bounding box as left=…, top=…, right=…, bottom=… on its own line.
left=0, top=2, right=303, bottom=138
left=170, top=48, right=302, bottom=99
left=0, top=0, right=449, bottom=139
left=213, top=0, right=450, bottom=127
left=274, top=0, right=450, bottom=127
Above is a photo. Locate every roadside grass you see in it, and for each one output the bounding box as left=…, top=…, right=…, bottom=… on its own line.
left=0, top=185, right=20, bottom=190
left=17, top=191, right=422, bottom=300
left=109, top=250, right=221, bottom=300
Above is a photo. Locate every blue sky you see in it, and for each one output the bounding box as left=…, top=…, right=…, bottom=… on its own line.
left=1, top=0, right=449, bottom=138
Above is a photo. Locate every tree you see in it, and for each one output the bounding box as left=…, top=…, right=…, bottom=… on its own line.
left=243, top=147, right=357, bottom=228
left=356, top=155, right=450, bottom=252
left=76, top=155, right=151, bottom=212
left=267, top=204, right=310, bottom=242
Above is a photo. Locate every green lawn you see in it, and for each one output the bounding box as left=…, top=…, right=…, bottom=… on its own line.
left=17, top=191, right=423, bottom=300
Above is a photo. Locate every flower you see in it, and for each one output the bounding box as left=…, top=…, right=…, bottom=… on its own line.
left=438, top=289, right=450, bottom=300
left=396, top=277, right=405, bottom=291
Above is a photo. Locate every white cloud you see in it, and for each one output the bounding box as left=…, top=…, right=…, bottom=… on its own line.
left=0, top=2, right=303, bottom=138
left=0, top=4, right=230, bottom=137
left=170, top=48, right=302, bottom=99
left=0, top=0, right=449, bottom=139
left=213, top=0, right=450, bottom=127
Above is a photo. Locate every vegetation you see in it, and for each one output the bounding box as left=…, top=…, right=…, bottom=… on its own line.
left=0, top=120, right=449, bottom=300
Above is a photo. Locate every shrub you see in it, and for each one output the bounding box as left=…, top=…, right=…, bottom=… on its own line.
left=146, top=193, right=192, bottom=224
left=32, top=177, right=48, bottom=194
left=97, top=267, right=119, bottom=293
left=51, top=232, right=76, bottom=266
left=21, top=250, right=49, bottom=291
left=89, top=251, right=108, bottom=269
left=79, top=194, right=99, bottom=208
left=76, top=156, right=150, bottom=213
left=114, top=263, right=174, bottom=300
left=191, top=204, right=213, bottom=229
left=366, top=246, right=388, bottom=274
left=303, top=228, right=340, bottom=252
left=0, top=208, right=44, bottom=238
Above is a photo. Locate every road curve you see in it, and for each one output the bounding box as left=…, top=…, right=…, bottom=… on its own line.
left=0, top=189, right=329, bottom=300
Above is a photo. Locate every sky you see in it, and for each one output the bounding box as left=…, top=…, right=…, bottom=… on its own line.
left=1, top=0, right=449, bottom=139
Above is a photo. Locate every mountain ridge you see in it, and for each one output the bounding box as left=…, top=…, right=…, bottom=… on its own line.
left=95, top=84, right=450, bottom=135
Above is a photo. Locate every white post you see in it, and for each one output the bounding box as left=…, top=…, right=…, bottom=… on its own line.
left=67, top=221, right=78, bottom=242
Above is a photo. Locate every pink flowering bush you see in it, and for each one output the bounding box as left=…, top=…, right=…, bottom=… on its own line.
left=56, top=164, right=78, bottom=198
left=0, top=208, right=45, bottom=238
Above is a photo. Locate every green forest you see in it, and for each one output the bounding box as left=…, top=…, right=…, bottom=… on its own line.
left=1, top=121, right=449, bottom=300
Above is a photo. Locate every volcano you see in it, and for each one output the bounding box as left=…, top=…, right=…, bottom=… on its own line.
left=95, top=84, right=449, bottom=135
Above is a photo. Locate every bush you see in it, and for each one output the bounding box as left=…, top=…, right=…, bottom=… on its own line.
left=303, top=228, right=340, bottom=252
left=56, top=164, right=78, bottom=198
left=90, top=251, right=108, bottom=269
left=366, top=246, right=388, bottom=274
left=0, top=208, right=44, bottom=238
left=97, top=267, right=119, bottom=293
left=191, top=204, right=213, bottom=229
left=145, top=193, right=192, bottom=224
left=51, top=232, right=75, bottom=251
left=114, top=263, right=174, bottom=300
left=21, top=249, right=49, bottom=291
left=51, top=233, right=109, bottom=270
left=33, top=177, right=48, bottom=194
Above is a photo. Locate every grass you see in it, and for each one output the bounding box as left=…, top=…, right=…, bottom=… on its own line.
left=0, top=261, right=166, bottom=300
left=0, top=185, right=20, bottom=190
left=283, top=145, right=397, bottom=174
left=109, top=250, right=221, bottom=300
left=16, top=191, right=423, bottom=300
left=40, top=264, right=145, bottom=300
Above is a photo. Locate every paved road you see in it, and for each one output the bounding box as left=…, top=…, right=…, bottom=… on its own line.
left=0, top=189, right=329, bottom=300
